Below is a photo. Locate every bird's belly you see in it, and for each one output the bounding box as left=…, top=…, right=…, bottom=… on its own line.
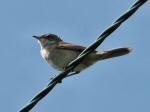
left=41, top=49, right=96, bottom=72
left=48, top=49, right=80, bottom=71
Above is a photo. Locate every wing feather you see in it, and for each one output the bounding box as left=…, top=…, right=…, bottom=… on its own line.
left=56, top=41, right=93, bottom=52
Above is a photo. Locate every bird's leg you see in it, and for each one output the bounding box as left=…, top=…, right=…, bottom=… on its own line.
left=63, top=65, right=80, bottom=78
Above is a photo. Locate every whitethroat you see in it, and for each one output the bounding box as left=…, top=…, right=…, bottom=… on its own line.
left=33, top=34, right=132, bottom=74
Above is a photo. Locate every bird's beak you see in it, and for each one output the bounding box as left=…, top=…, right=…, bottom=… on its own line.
left=32, top=35, right=40, bottom=40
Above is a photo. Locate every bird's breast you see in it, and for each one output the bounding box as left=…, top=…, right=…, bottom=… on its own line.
left=40, top=48, right=49, bottom=60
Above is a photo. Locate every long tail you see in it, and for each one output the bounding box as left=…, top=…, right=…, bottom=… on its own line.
left=96, top=47, right=132, bottom=60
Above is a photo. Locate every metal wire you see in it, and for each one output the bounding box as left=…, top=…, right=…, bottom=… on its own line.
left=19, top=0, right=147, bottom=111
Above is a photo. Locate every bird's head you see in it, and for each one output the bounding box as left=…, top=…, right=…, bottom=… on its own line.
left=33, top=33, right=62, bottom=48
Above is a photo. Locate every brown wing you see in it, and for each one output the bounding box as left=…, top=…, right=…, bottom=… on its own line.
left=56, top=41, right=97, bottom=52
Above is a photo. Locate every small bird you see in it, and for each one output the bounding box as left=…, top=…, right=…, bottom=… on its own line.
left=33, top=34, right=132, bottom=73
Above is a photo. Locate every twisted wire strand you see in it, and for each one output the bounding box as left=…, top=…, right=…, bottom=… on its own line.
left=19, top=0, right=147, bottom=111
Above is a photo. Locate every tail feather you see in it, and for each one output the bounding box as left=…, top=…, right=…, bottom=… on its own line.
left=96, top=47, right=132, bottom=60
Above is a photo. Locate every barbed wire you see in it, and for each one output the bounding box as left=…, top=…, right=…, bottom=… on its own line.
left=19, top=0, right=147, bottom=112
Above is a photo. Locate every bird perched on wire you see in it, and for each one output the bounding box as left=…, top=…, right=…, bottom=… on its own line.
left=33, top=34, right=132, bottom=74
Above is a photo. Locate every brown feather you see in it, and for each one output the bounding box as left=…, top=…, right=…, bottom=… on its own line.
left=56, top=41, right=97, bottom=53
